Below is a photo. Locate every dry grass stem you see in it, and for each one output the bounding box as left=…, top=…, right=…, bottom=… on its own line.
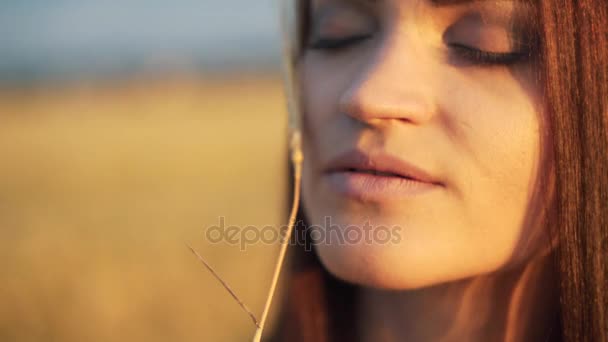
left=187, top=243, right=260, bottom=328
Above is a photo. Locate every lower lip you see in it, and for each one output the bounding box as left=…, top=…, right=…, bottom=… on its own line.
left=325, top=171, right=440, bottom=200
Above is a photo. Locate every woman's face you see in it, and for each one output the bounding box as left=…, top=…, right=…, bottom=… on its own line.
left=299, top=0, right=553, bottom=289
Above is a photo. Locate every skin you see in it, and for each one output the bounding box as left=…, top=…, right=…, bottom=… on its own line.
left=297, top=0, right=557, bottom=340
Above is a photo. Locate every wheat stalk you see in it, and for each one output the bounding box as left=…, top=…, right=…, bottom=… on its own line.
left=186, top=243, right=260, bottom=328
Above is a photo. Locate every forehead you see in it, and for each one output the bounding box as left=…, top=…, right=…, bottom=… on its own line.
left=310, top=0, right=520, bottom=8
left=308, top=0, right=526, bottom=22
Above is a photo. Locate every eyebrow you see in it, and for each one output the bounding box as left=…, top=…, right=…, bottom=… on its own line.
left=315, top=0, right=377, bottom=13
left=430, top=0, right=481, bottom=5
left=338, top=0, right=525, bottom=15
left=354, top=0, right=518, bottom=6
left=350, top=0, right=485, bottom=3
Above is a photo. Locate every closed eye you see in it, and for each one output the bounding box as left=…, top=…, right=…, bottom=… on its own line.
left=448, top=43, right=531, bottom=66
left=308, top=34, right=373, bottom=51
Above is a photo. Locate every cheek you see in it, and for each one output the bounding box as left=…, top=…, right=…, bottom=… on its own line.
left=443, top=70, right=546, bottom=267
left=300, top=53, right=359, bottom=126
left=299, top=53, right=358, bottom=195
left=299, top=57, right=330, bottom=206
left=300, top=48, right=376, bottom=128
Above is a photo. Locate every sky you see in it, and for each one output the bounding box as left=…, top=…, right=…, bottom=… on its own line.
left=0, top=0, right=283, bottom=80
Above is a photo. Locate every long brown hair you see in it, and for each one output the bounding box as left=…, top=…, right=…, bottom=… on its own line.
left=270, top=0, right=608, bottom=341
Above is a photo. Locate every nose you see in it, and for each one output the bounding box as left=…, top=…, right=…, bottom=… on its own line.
left=338, top=33, right=438, bottom=126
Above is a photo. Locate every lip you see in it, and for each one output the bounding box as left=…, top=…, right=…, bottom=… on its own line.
left=324, top=149, right=444, bottom=200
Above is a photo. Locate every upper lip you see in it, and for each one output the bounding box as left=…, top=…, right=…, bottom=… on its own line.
left=325, top=149, right=443, bottom=186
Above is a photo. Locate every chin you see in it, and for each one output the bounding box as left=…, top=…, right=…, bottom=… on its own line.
left=312, top=241, right=442, bottom=290
left=312, top=238, right=510, bottom=291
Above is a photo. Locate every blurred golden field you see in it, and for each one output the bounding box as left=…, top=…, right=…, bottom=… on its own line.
left=0, top=75, right=288, bottom=341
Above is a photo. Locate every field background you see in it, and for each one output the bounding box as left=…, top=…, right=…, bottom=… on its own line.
left=1, top=1, right=291, bottom=340
left=0, top=75, right=288, bottom=341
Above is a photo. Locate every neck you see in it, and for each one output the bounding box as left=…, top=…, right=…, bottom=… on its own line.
left=358, top=253, right=559, bottom=342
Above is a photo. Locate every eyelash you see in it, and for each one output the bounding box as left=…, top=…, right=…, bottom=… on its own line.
left=308, top=36, right=530, bottom=66
left=448, top=43, right=530, bottom=66
left=308, top=34, right=372, bottom=50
